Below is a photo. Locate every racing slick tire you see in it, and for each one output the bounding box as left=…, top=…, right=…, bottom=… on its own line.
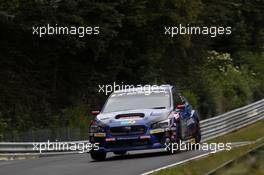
left=90, top=150, right=107, bottom=161
left=192, top=126, right=201, bottom=150
left=195, top=124, right=201, bottom=143
left=166, top=140, right=180, bottom=154
left=195, top=130, right=201, bottom=143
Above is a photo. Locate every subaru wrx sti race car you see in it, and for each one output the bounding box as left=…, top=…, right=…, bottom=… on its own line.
left=89, top=85, right=201, bottom=161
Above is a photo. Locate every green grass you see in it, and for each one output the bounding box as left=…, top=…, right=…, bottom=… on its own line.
left=214, top=144, right=264, bottom=175
left=153, top=120, right=264, bottom=175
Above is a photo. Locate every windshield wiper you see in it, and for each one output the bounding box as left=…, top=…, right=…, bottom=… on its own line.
left=151, top=107, right=166, bottom=109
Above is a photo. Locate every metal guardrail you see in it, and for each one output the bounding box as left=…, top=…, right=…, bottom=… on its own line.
left=0, top=140, right=90, bottom=153
left=2, top=127, right=85, bottom=142
left=201, top=99, right=264, bottom=141
left=0, top=99, right=264, bottom=153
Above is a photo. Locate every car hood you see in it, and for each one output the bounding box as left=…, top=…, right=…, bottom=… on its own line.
left=96, top=108, right=172, bottom=127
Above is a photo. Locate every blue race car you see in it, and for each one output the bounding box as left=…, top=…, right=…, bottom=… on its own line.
left=89, top=85, right=201, bottom=161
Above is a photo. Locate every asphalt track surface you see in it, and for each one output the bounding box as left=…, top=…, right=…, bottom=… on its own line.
left=0, top=149, right=210, bottom=175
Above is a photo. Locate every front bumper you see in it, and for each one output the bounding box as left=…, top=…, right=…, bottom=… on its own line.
left=89, top=127, right=177, bottom=153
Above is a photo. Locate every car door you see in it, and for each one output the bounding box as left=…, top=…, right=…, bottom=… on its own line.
left=171, top=88, right=193, bottom=140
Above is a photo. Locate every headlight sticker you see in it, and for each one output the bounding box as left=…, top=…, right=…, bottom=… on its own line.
left=94, top=133, right=106, bottom=137
left=150, top=128, right=165, bottom=134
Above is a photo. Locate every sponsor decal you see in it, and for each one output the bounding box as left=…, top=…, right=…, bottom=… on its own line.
left=94, top=133, right=106, bottom=137
left=186, top=117, right=195, bottom=126
left=150, top=129, right=165, bottom=134
left=140, top=135, right=151, bottom=139
left=105, top=138, right=116, bottom=141
left=120, top=120, right=136, bottom=125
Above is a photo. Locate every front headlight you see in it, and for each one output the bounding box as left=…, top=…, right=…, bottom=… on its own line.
left=90, top=125, right=105, bottom=133
left=89, top=120, right=105, bottom=133
left=151, top=119, right=171, bottom=129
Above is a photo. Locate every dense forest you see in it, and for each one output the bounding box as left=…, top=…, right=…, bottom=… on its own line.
left=0, top=0, right=263, bottom=140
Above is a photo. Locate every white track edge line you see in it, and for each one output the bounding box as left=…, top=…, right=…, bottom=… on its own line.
left=140, top=150, right=220, bottom=175
left=140, top=141, right=255, bottom=175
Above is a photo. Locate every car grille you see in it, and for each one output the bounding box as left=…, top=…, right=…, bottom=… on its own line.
left=109, top=126, right=146, bottom=136
left=107, top=139, right=151, bottom=148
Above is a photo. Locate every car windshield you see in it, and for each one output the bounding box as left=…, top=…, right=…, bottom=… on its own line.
left=102, top=90, right=171, bottom=113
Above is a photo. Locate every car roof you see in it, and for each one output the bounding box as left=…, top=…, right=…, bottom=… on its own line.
left=113, top=84, right=173, bottom=94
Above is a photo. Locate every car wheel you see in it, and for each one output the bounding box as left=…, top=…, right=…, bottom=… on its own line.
left=191, top=127, right=201, bottom=150
left=90, top=150, right=106, bottom=161
left=113, top=151, right=127, bottom=155
left=166, top=139, right=179, bottom=154
left=195, top=126, right=201, bottom=143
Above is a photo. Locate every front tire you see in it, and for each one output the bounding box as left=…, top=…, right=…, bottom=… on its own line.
left=166, top=138, right=180, bottom=154
left=195, top=125, right=201, bottom=143
left=90, top=150, right=106, bottom=161
left=191, top=127, right=201, bottom=150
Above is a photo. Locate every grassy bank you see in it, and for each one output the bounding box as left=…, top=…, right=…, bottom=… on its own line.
left=213, top=144, right=264, bottom=175
left=154, top=120, right=264, bottom=175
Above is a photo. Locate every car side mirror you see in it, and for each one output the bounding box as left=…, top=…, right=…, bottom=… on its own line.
left=176, top=104, right=185, bottom=110
left=91, top=110, right=100, bottom=116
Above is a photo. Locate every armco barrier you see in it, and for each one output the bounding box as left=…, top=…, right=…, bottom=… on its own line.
left=0, top=99, right=264, bottom=153
left=201, top=99, right=264, bottom=141
left=0, top=140, right=90, bottom=153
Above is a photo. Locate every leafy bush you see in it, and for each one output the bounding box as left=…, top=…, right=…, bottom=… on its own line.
left=61, top=104, right=94, bottom=139
left=0, top=118, right=7, bottom=141
left=199, top=51, right=256, bottom=117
